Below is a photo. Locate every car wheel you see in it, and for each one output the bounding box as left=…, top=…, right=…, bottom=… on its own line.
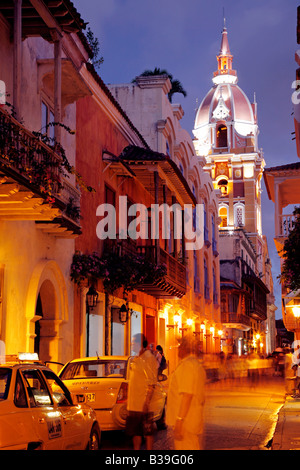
left=87, top=423, right=101, bottom=450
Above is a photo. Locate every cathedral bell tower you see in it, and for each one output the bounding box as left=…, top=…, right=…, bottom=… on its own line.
left=193, top=22, right=271, bottom=356
left=193, top=23, right=265, bottom=257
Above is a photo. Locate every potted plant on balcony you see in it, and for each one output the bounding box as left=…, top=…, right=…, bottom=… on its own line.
left=70, top=250, right=167, bottom=296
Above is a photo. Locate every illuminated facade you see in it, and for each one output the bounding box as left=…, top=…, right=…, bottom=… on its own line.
left=193, top=24, right=275, bottom=355
left=0, top=1, right=91, bottom=365
left=109, top=75, right=221, bottom=368
left=263, top=6, right=300, bottom=343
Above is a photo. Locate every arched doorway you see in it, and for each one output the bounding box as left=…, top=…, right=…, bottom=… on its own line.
left=26, top=260, right=68, bottom=364
left=34, top=279, right=58, bottom=363
left=34, top=293, right=42, bottom=357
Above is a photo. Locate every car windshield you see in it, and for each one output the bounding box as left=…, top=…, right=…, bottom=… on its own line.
left=60, top=360, right=128, bottom=380
left=0, top=368, right=12, bottom=400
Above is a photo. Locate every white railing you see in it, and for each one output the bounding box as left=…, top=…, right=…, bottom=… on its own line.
left=279, top=214, right=295, bottom=237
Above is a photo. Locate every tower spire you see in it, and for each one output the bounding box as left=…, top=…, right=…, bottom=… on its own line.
left=213, top=21, right=237, bottom=85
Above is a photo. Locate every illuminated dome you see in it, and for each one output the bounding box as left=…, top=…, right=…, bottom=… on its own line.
left=193, top=25, right=258, bottom=157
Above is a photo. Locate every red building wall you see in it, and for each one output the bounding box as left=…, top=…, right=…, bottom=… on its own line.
left=73, top=93, right=157, bottom=356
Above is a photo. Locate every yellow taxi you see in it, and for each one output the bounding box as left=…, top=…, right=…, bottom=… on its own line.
left=0, top=354, right=101, bottom=450
left=58, top=356, right=167, bottom=432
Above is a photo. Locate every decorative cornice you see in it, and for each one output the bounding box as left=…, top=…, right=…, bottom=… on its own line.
left=135, top=75, right=172, bottom=95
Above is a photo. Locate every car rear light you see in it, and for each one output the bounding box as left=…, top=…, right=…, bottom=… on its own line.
left=116, top=382, right=128, bottom=403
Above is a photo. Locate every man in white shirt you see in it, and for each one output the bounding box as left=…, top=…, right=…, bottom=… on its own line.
left=166, top=334, right=206, bottom=450
left=126, top=333, right=158, bottom=450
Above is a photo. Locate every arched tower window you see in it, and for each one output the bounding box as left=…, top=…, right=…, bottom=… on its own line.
left=216, top=124, right=228, bottom=148
left=219, top=205, right=228, bottom=227
left=217, top=178, right=228, bottom=196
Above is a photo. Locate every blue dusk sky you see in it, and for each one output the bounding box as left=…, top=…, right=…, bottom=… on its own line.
left=73, top=0, right=299, bottom=318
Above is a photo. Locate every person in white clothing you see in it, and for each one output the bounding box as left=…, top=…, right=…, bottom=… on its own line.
left=126, top=333, right=157, bottom=450
left=166, top=334, right=206, bottom=450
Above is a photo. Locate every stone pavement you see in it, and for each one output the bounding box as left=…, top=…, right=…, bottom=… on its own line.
left=272, top=395, right=300, bottom=450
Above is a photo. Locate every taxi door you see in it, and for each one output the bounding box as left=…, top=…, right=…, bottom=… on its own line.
left=42, top=369, right=88, bottom=450
left=19, top=368, right=64, bottom=450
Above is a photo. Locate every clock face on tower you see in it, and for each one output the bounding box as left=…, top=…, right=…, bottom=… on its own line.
left=212, top=95, right=230, bottom=120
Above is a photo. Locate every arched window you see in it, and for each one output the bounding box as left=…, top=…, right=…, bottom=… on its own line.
left=217, top=178, right=228, bottom=196
left=204, top=258, right=209, bottom=299
left=204, top=203, right=209, bottom=242
left=194, top=250, right=200, bottom=293
left=213, top=268, right=218, bottom=304
left=219, top=205, right=228, bottom=227
left=166, top=141, right=170, bottom=156
left=216, top=124, right=228, bottom=148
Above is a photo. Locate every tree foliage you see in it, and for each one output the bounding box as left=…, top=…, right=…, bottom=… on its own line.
left=133, top=67, right=187, bottom=102
left=280, top=206, right=300, bottom=291
left=86, top=27, right=104, bottom=71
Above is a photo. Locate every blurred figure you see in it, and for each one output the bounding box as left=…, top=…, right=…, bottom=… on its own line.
left=248, top=348, right=259, bottom=388
left=166, top=334, right=206, bottom=450
left=126, top=333, right=157, bottom=450
left=284, top=348, right=295, bottom=395
left=155, top=345, right=167, bottom=375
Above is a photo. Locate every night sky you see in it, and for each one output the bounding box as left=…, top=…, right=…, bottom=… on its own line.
left=72, top=0, right=299, bottom=318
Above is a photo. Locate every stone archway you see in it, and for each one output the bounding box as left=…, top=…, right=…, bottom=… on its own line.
left=26, top=260, right=68, bottom=363
left=35, top=279, right=58, bottom=363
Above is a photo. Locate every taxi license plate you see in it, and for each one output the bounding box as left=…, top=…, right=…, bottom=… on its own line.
left=86, top=393, right=95, bottom=402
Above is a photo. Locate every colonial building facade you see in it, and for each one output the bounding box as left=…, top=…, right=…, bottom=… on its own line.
left=193, top=24, right=276, bottom=355
left=0, top=0, right=92, bottom=365
left=263, top=6, right=300, bottom=343
left=108, top=75, right=221, bottom=366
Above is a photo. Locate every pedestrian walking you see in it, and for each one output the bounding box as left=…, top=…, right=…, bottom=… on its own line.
left=284, top=348, right=295, bottom=395
left=126, top=333, right=158, bottom=450
left=155, top=345, right=167, bottom=375
left=166, top=334, right=206, bottom=450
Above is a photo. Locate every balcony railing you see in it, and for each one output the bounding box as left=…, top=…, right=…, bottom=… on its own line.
left=0, top=107, right=62, bottom=198
left=137, top=245, right=187, bottom=299
left=279, top=214, right=295, bottom=237
left=221, top=312, right=251, bottom=330
left=103, top=238, right=187, bottom=299
left=0, top=107, right=80, bottom=235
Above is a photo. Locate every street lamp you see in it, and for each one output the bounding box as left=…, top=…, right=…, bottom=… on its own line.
left=167, top=313, right=181, bottom=330
left=283, top=290, right=300, bottom=331
left=86, top=286, right=99, bottom=309
left=119, top=304, right=129, bottom=324
left=86, top=286, right=98, bottom=357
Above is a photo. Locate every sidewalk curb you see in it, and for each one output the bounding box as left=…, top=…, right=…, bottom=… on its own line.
left=272, top=397, right=300, bottom=450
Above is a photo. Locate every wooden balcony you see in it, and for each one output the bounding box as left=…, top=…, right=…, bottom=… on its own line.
left=104, top=238, right=187, bottom=299
left=0, top=107, right=80, bottom=237
left=136, top=245, right=186, bottom=299
left=221, top=312, right=251, bottom=331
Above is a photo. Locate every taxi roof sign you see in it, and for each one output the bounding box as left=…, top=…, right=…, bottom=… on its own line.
left=18, top=352, right=39, bottom=362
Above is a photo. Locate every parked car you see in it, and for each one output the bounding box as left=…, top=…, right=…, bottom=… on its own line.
left=0, top=354, right=101, bottom=450
left=58, top=355, right=167, bottom=431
